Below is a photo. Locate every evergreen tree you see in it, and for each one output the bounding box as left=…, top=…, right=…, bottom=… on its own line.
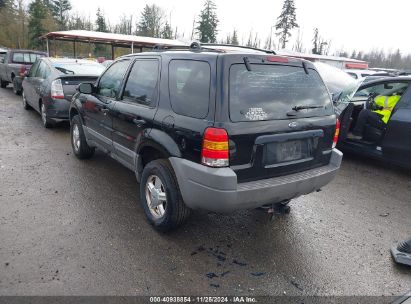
left=28, top=0, right=49, bottom=49
left=231, top=29, right=239, bottom=45
left=161, top=22, right=173, bottom=39
left=95, top=8, right=108, bottom=32
left=351, top=50, right=357, bottom=59
left=275, top=0, right=298, bottom=49
left=50, top=0, right=72, bottom=30
left=196, top=0, right=218, bottom=43
left=312, top=28, right=319, bottom=54
left=136, top=4, right=164, bottom=37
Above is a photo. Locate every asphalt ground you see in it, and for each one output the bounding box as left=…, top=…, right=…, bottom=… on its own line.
left=0, top=86, right=410, bottom=297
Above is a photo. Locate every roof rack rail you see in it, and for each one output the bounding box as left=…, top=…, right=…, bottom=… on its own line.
left=151, top=41, right=225, bottom=53
left=201, top=43, right=276, bottom=54
left=152, top=44, right=190, bottom=51
left=151, top=42, right=273, bottom=54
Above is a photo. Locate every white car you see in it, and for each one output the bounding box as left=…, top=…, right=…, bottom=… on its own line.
left=344, top=69, right=376, bottom=79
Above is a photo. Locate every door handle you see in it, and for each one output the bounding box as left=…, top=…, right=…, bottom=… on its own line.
left=101, top=108, right=109, bottom=115
left=133, top=119, right=145, bottom=126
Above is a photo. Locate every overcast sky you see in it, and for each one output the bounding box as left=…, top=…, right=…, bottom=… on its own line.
left=70, top=0, right=407, bottom=54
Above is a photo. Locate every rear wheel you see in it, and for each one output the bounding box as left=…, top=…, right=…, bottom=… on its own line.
left=0, top=78, right=8, bottom=88
left=140, top=159, right=190, bottom=232
left=40, top=102, right=53, bottom=128
left=12, top=78, right=22, bottom=95
left=70, top=115, right=95, bottom=159
left=22, top=91, right=31, bottom=110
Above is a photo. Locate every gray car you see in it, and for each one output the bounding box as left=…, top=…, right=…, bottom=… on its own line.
left=22, top=58, right=105, bottom=128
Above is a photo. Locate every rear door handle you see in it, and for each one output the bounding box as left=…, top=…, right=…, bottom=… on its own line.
left=133, top=119, right=145, bottom=126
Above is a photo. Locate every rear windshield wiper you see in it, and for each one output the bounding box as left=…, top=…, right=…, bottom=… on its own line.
left=292, top=105, right=324, bottom=111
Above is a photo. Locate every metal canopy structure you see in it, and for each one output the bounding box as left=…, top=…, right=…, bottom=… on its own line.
left=40, top=30, right=187, bottom=59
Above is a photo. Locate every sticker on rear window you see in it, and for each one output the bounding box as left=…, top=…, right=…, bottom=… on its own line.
left=244, top=108, right=268, bottom=121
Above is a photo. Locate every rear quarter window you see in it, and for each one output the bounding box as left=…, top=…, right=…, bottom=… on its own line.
left=229, top=64, right=333, bottom=122
left=168, top=60, right=210, bottom=119
left=12, top=52, right=43, bottom=64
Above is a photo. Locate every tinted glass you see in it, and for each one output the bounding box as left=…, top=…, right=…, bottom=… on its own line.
left=28, top=60, right=40, bottom=77
left=53, top=62, right=105, bottom=75
left=97, top=60, right=130, bottom=98
left=12, top=52, right=43, bottom=64
left=35, top=61, right=49, bottom=79
left=229, top=64, right=332, bottom=122
left=123, top=60, right=159, bottom=106
left=169, top=60, right=210, bottom=118
left=354, top=82, right=410, bottom=99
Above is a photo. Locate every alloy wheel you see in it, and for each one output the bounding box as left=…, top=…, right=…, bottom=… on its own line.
left=72, top=124, right=81, bottom=152
left=41, top=103, right=47, bottom=126
left=145, top=175, right=167, bottom=219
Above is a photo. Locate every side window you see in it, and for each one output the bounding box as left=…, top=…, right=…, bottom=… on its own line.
left=35, top=61, right=46, bottom=78
left=12, top=52, right=23, bottom=63
left=122, top=60, right=159, bottom=106
left=169, top=60, right=210, bottom=118
left=28, top=60, right=40, bottom=77
left=35, top=61, right=50, bottom=79
left=354, top=82, right=410, bottom=99
left=97, top=60, right=130, bottom=98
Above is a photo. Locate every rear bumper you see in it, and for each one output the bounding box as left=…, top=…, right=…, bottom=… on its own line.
left=45, top=98, right=70, bottom=120
left=170, top=149, right=343, bottom=213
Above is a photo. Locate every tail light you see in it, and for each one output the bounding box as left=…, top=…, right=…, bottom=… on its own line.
left=201, top=127, right=229, bottom=167
left=51, top=79, right=65, bottom=99
left=332, top=118, right=340, bottom=148
left=19, top=65, right=26, bottom=77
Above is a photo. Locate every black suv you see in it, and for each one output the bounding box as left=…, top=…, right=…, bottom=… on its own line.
left=69, top=43, right=342, bottom=231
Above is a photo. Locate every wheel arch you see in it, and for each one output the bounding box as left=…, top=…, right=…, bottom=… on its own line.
left=135, top=133, right=181, bottom=182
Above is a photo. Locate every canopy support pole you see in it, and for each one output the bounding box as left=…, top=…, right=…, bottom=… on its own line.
left=53, top=37, right=56, bottom=57
left=131, top=42, right=134, bottom=54
left=111, top=44, right=115, bottom=60
left=46, top=38, right=49, bottom=56
left=73, top=40, right=76, bottom=59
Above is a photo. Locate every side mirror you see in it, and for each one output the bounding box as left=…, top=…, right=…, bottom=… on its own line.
left=78, top=83, right=94, bottom=94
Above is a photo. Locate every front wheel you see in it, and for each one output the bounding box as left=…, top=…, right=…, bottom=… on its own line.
left=140, top=159, right=191, bottom=232
left=70, top=115, right=95, bottom=159
left=22, top=91, right=31, bottom=110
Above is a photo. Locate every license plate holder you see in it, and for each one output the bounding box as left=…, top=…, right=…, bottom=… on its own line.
left=264, top=139, right=312, bottom=165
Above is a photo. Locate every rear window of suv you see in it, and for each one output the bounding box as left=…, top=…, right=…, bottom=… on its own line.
left=12, top=52, right=43, bottom=64
left=229, top=64, right=333, bottom=122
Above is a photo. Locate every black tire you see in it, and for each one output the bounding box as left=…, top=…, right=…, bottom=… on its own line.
left=12, top=78, right=22, bottom=95
left=22, top=90, right=31, bottom=110
left=0, top=78, right=8, bottom=88
left=140, top=159, right=191, bottom=232
left=40, top=102, right=53, bottom=128
left=70, top=115, right=95, bottom=159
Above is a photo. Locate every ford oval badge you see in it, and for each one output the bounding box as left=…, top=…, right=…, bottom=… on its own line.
left=289, top=122, right=298, bottom=128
